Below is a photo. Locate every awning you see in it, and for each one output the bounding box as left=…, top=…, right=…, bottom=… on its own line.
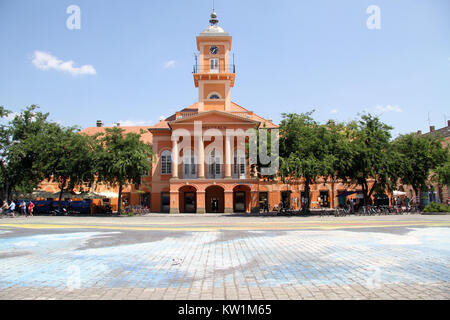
left=393, top=191, right=406, bottom=196
left=337, top=191, right=361, bottom=198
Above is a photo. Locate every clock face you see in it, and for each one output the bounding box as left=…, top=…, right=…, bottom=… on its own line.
left=210, top=46, right=219, bottom=55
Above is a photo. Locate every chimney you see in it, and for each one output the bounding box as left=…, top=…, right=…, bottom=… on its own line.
left=447, top=120, right=450, bottom=127
left=116, top=122, right=120, bottom=127
left=96, top=120, right=103, bottom=127
left=417, top=130, right=422, bottom=135
left=430, top=126, right=435, bottom=132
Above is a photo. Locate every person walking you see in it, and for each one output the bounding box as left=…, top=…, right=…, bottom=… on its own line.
left=19, top=200, right=27, bottom=216
left=8, top=200, right=16, bottom=217
left=28, top=201, right=34, bottom=217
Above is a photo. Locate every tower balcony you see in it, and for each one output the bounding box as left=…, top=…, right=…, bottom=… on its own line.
left=193, top=64, right=236, bottom=74
left=192, top=64, right=236, bottom=87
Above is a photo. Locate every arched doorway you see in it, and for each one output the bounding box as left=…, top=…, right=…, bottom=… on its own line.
left=233, top=185, right=251, bottom=213
left=205, top=185, right=224, bottom=213
left=179, top=185, right=197, bottom=213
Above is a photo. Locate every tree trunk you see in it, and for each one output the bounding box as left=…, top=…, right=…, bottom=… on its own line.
left=368, top=181, right=377, bottom=204
left=0, top=160, right=10, bottom=201
left=117, top=184, right=123, bottom=214
left=362, top=181, right=368, bottom=206
left=304, top=178, right=311, bottom=212
left=58, top=178, right=66, bottom=210
left=331, top=178, right=335, bottom=209
left=413, top=186, right=420, bottom=208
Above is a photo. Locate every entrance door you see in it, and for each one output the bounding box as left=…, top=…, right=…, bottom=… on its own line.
left=234, top=191, right=246, bottom=212
left=259, top=192, right=268, bottom=212
left=161, top=192, right=170, bottom=213
left=281, top=191, right=291, bottom=209
left=205, top=186, right=224, bottom=213
left=320, top=191, right=329, bottom=208
left=184, top=192, right=196, bottom=213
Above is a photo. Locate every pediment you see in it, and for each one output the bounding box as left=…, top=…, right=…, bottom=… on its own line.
left=169, top=110, right=259, bottom=126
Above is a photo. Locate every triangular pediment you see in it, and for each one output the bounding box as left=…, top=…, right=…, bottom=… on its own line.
left=169, top=110, right=260, bottom=126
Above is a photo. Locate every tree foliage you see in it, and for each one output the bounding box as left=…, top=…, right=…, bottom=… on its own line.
left=95, top=127, right=153, bottom=213
left=0, top=105, right=51, bottom=200
left=279, top=112, right=337, bottom=210
left=38, top=123, right=97, bottom=206
left=392, top=132, right=448, bottom=202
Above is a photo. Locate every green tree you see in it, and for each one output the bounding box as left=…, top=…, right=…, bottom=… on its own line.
left=38, top=123, right=97, bottom=208
left=0, top=105, right=51, bottom=200
left=338, top=114, right=394, bottom=206
left=95, top=127, right=153, bottom=214
left=392, top=132, right=449, bottom=205
left=279, top=112, right=336, bottom=211
left=434, top=161, right=450, bottom=186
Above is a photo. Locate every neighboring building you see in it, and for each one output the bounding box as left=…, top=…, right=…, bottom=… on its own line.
left=413, top=122, right=450, bottom=205
left=39, top=11, right=373, bottom=213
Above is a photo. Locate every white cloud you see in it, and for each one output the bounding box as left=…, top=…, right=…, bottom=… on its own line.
left=330, top=109, right=338, bottom=114
left=375, top=105, right=402, bottom=113
left=32, top=50, right=96, bottom=76
left=164, top=60, right=176, bottom=69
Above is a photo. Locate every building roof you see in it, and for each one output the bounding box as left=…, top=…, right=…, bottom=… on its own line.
left=81, top=126, right=153, bottom=144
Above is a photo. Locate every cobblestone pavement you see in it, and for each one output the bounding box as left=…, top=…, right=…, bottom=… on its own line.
left=0, top=215, right=449, bottom=300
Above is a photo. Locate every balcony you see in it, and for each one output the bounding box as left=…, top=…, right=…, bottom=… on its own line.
left=192, top=64, right=236, bottom=74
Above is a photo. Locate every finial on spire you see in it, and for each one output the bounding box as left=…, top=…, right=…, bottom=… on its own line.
left=209, top=4, right=218, bottom=26
left=209, top=11, right=218, bottom=25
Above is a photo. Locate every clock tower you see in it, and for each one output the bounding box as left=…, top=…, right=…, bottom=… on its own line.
left=194, top=10, right=235, bottom=112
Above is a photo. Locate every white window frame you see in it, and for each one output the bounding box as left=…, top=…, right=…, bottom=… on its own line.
left=183, top=151, right=197, bottom=179
left=161, top=150, right=172, bottom=175
left=232, top=151, right=246, bottom=179
left=208, top=149, right=222, bottom=179
left=210, top=58, right=219, bottom=73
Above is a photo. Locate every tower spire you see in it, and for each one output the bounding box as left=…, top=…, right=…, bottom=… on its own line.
left=209, top=6, right=219, bottom=25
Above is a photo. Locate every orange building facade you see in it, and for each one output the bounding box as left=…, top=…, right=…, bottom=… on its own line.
left=40, top=11, right=370, bottom=213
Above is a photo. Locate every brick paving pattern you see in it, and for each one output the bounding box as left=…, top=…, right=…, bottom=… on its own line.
left=0, top=215, right=449, bottom=300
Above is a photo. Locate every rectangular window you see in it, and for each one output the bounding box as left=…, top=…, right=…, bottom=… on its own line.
left=210, top=59, right=219, bottom=73
left=161, top=155, right=172, bottom=175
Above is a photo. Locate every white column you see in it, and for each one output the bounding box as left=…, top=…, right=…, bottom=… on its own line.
left=225, top=134, right=232, bottom=178
left=172, top=138, right=179, bottom=179
left=197, top=135, right=205, bottom=179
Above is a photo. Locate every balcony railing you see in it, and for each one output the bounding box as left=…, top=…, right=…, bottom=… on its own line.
left=193, top=64, right=236, bottom=74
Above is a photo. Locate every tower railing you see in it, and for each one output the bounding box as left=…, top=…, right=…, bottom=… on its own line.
left=193, top=64, right=236, bottom=74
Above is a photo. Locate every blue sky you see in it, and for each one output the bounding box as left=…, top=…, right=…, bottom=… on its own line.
left=0, top=0, right=449, bottom=138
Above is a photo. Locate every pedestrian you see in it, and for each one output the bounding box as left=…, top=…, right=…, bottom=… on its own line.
left=278, top=200, right=284, bottom=213
left=28, top=201, right=34, bottom=217
left=19, top=200, right=27, bottom=216
left=8, top=200, right=15, bottom=217
left=397, top=196, right=402, bottom=207
left=1, top=200, right=8, bottom=215
left=405, top=196, right=410, bottom=208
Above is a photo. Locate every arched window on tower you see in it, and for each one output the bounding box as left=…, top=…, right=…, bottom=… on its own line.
left=161, top=150, right=172, bottom=175
left=208, top=93, right=221, bottom=100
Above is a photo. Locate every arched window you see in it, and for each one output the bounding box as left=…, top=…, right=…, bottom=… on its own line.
left=208, top=149, right=222, bottom=179
left=161, top=150, right=172, bottom=175
left=208, top=93, right=221, bottom=100
left=183, top=150, right=197, bottom=179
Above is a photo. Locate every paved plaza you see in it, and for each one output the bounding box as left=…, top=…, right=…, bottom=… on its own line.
left=0, top=214, right=449, bottom=300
